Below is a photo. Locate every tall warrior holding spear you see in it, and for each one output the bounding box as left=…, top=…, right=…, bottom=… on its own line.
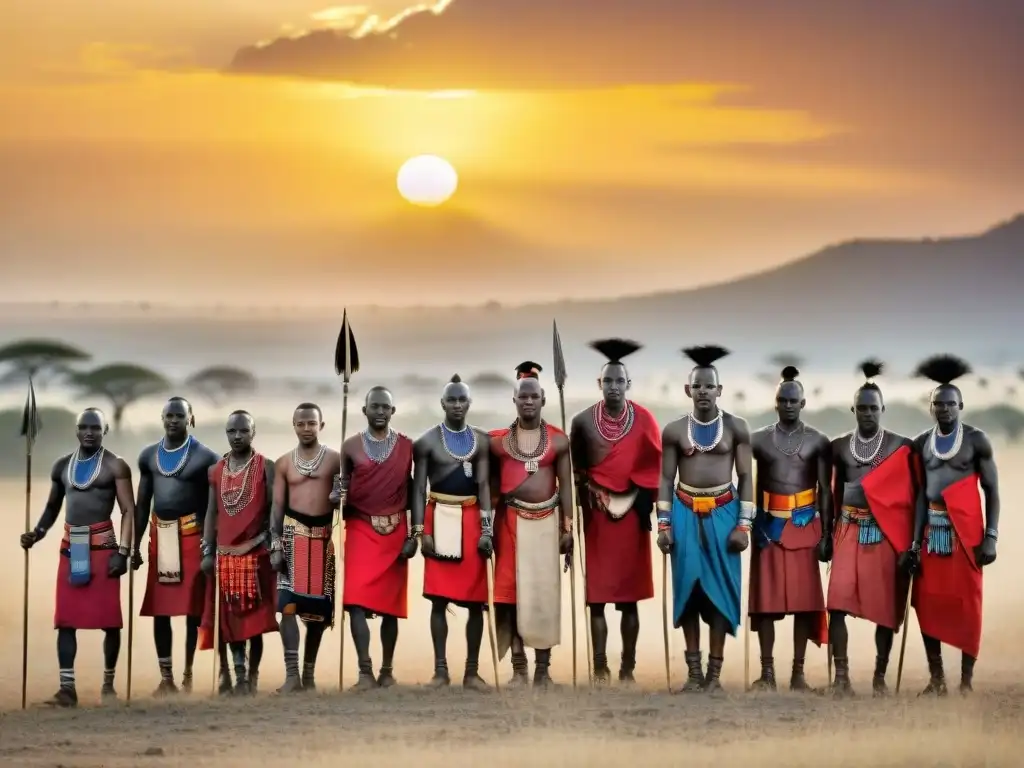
left=904, top=354, right=998, bottom=695
left=20, top=407, right=136, bottom=707
left=569, top=338, right=662, bottom=686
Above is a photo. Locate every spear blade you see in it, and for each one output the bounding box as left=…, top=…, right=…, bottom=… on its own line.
left=20, top=375, right=41, bottom=450
left=552, top=320, right=567, bottom=391
left=334, top=309, right=360, bottom=384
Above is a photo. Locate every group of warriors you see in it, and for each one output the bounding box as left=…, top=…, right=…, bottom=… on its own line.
left=20, top=339, right=999, bottom=707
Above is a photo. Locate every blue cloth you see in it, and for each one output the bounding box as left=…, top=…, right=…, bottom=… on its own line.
left=669, top=490, right=742, bottom=635
left=754, top=504, right=817, bottom=548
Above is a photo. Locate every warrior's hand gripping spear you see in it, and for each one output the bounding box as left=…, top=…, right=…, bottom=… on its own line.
left=553, top=320, right=590, bottom=688
left=333, top=310, right=360, bottom=691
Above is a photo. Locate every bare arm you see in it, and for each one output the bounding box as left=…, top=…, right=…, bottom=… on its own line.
left=270, top=456, right=288, bottom=541
left=658, top=424, right=680, bottom=521
left=569, top=412, right=589, bottom=492
left=410, top=436, right=430, bottom=528
left=815, top=436, right=833, bottom=537
left=733, top=416, right=753, bottom=506
left=202, top=466, right=218, bottom=550
left=32, top=460, right=68, bottom=538
left=134, top=450, right=153, bottom=550
left=974, top=431, right=1000, bottom=537
left=555, top=437, right=573, bottom=530
left=111, top=458, right=136, bottom=552
left=829, top=440, right=845, bottom=535
left=910, top=435, right=928, bottom=545
left=332, top=441, right=354, bottom=510
left=474, top=429, right=492, bottom=518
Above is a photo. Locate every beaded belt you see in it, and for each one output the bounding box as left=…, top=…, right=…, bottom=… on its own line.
left=676, top=484, right=734, bottom=516
left=840, top=505, right=883, bottom=546
left=506, top=493, right=559, bottom=520
left=926, top=502, right=955, bottom=556
left=60, top=522, right=117, bottom=550
left=151, top=512, right=201, bottom=536
left=762, top=489, right=816, bottom=518
left=285, top=516, right=332, bottom=540
left=217, top=531, right=267, bottom=556
left=429, top=492, right=478, bottom=507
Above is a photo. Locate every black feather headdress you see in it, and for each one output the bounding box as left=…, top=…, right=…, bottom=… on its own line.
left=589, top=338, right=642, bottom=363
left=682, top=345, right=730, bottom=368
left=857, top=358, right=884, bottom=380
left=914, top=354, right=972, bottom=385
left=515, top=361, right=543, bottom=380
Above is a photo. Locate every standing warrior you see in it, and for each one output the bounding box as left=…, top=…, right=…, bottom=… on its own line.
left=199, top=410, right=279, bottom=695
left=271, top=403, right=342, bottom=693
left=19, top=408, right=134, bottom=707
left=411, top=375, right=494, bottom=691
left=489, top=361, right=573, bottom=688
left=658, top=346, right=752, bottom=693
left=823, top=360, right=916, bottom=696
left=134, top=397, right=220, bottom=695
left=331, top=386, right=416, bottom=690
left=569, top=339, right=662, bottom=685
left=748, top=366, right=831, bottom=691
left=906, top=355, right=998, bottom=695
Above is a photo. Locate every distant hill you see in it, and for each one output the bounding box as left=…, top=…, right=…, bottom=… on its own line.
left=2, top=214, right=1021, bottom=381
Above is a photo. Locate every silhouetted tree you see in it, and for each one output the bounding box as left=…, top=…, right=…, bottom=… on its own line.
left=468, top=371, right=514, bottom=390
left=0, top=338, right=91, bottom=388
left=184, top=366, right=258, bottom=406
left=767, top=352, right=805, bottom=371
left=70, top=364, right=170, bottom=431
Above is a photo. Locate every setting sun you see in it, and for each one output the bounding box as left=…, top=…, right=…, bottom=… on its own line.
left=396, top=155, right=458, bottom=206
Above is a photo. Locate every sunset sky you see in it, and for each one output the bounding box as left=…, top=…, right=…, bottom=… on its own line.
left=2, top=0, right=1022, bottom=305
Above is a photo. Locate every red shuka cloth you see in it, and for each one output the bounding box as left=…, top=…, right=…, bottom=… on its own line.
left=54, top=521, right=123, bottom=630
left=912, top=474, right=984, bottom=657
left=489, top=423, right=563, bottom=605
left=581, top=403, right=660, bottom=605
left=140, top=515, right=206, bottom=618
left=749, top=518, right=829, bottom=646
left=199, top=455, right=278, bottom=648
left=827, top=445, right=915, bottom=629
left=423, top=496, right=487, bottom=605
left=342, top=435, right=413, bottom=618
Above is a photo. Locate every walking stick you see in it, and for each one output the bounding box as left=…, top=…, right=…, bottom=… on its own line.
left=552, top=320, right=588, bottom=688
left=211, top=560, right=220, bottom=696
left=20, top=375, right=40, bottom=710
left=485, top=558, right=501, bottom=692
left=826, top=562, right=833, bottom=684
left=743, top=615, right=750, bottom=691
left=661, top=552, right=671, bottom=692
left=126, top=565, right=135, bottom=702
left=334, top=310, right=359, bottom=692
left=895, top=575, right=914, bottom=694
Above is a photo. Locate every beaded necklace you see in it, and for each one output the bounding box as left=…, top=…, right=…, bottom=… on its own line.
left=930, top=422, right=963, bottom=461
left=362, top=429, right=398, bottom=464
left=850, top=429, right=885, bottom=465
left=439, top=423, right=476, bottom=477
left=157, top=435, right=193, bottom=478
left=687, top=411, right=723, bottom=452
left=292, top=444, right=328, bottom=477
left=770, top=422, right=805, bottom=457
left=593, top=401, right=634, bottom=443
left=68, top=448, right=105, bottom=491
left=504, top=419, right=548, bottom=474
left=221, top=451, right=258, bottom=516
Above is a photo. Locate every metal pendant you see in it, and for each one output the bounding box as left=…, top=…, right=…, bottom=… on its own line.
left=525, top=459, right=539, bottom=475
left=463, top=460, right=473, bottom=478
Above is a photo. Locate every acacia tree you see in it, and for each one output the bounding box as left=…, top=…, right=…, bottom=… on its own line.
left=184, top=366, right=258, bottom=406
left=0, top=338, right=91, bottom=388
left=70, top=364, right=170, bottom=431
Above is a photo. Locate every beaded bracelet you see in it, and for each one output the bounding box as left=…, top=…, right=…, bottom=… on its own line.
left=985, top=528, right=998, bottom=541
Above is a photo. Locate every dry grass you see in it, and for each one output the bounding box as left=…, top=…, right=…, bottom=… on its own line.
left=1, top=441, right=1022, bottom=766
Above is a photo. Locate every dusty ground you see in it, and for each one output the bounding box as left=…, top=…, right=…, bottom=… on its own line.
left=1, top=439, right=1022, bottom=766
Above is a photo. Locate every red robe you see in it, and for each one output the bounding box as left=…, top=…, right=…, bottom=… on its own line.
left=912, top=474, right=984, bottom=658
left=342, top=435, right=413, bottom=618
left=140, top=512, right=205, bottom=618
left=580, top=403, right=660, bottom=606
left=199, top=455, right=278, bottom=648
left=827, top=445, right=915, bottom=630
left=54, top=520, right=123, bottom=630
left=489, top=424, right=563, bottom=605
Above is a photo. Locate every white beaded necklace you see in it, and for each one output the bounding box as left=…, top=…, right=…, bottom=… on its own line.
left=929, top=422, right=963, bottom=461
left=850, top=429, right=885, bottom=465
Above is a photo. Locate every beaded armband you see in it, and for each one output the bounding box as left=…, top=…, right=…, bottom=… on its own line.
left=200, top=539, right=215, bottom=558
left=736, top=501, right=755, bottom=531
left=411, top=524, right=425, bottom=538
left=117, top=545, right=130, bottom=556
left=480, top=515, right=494, bottom=537
left=656, top=500, right=671, bottom=513
left=985, top=528, right=998, bottom=541
left=657, top=518, right=672, bottom=533
left=270, top=536, right=282, bottom=552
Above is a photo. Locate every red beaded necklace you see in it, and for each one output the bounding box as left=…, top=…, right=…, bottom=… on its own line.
left=593, top=400, right=634, bottom=442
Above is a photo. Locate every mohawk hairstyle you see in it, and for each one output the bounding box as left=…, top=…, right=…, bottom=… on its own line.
left=682, top=345, right=730, bottom=369
left=914, top=354, right=972, bottom=385
left=515, top=361, right=543, bottom=380
left=780, top=366, right=800, bottom=382
left=449, top=373, right=462, bottom=384
left=589, top=338, right=642, bottom=364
